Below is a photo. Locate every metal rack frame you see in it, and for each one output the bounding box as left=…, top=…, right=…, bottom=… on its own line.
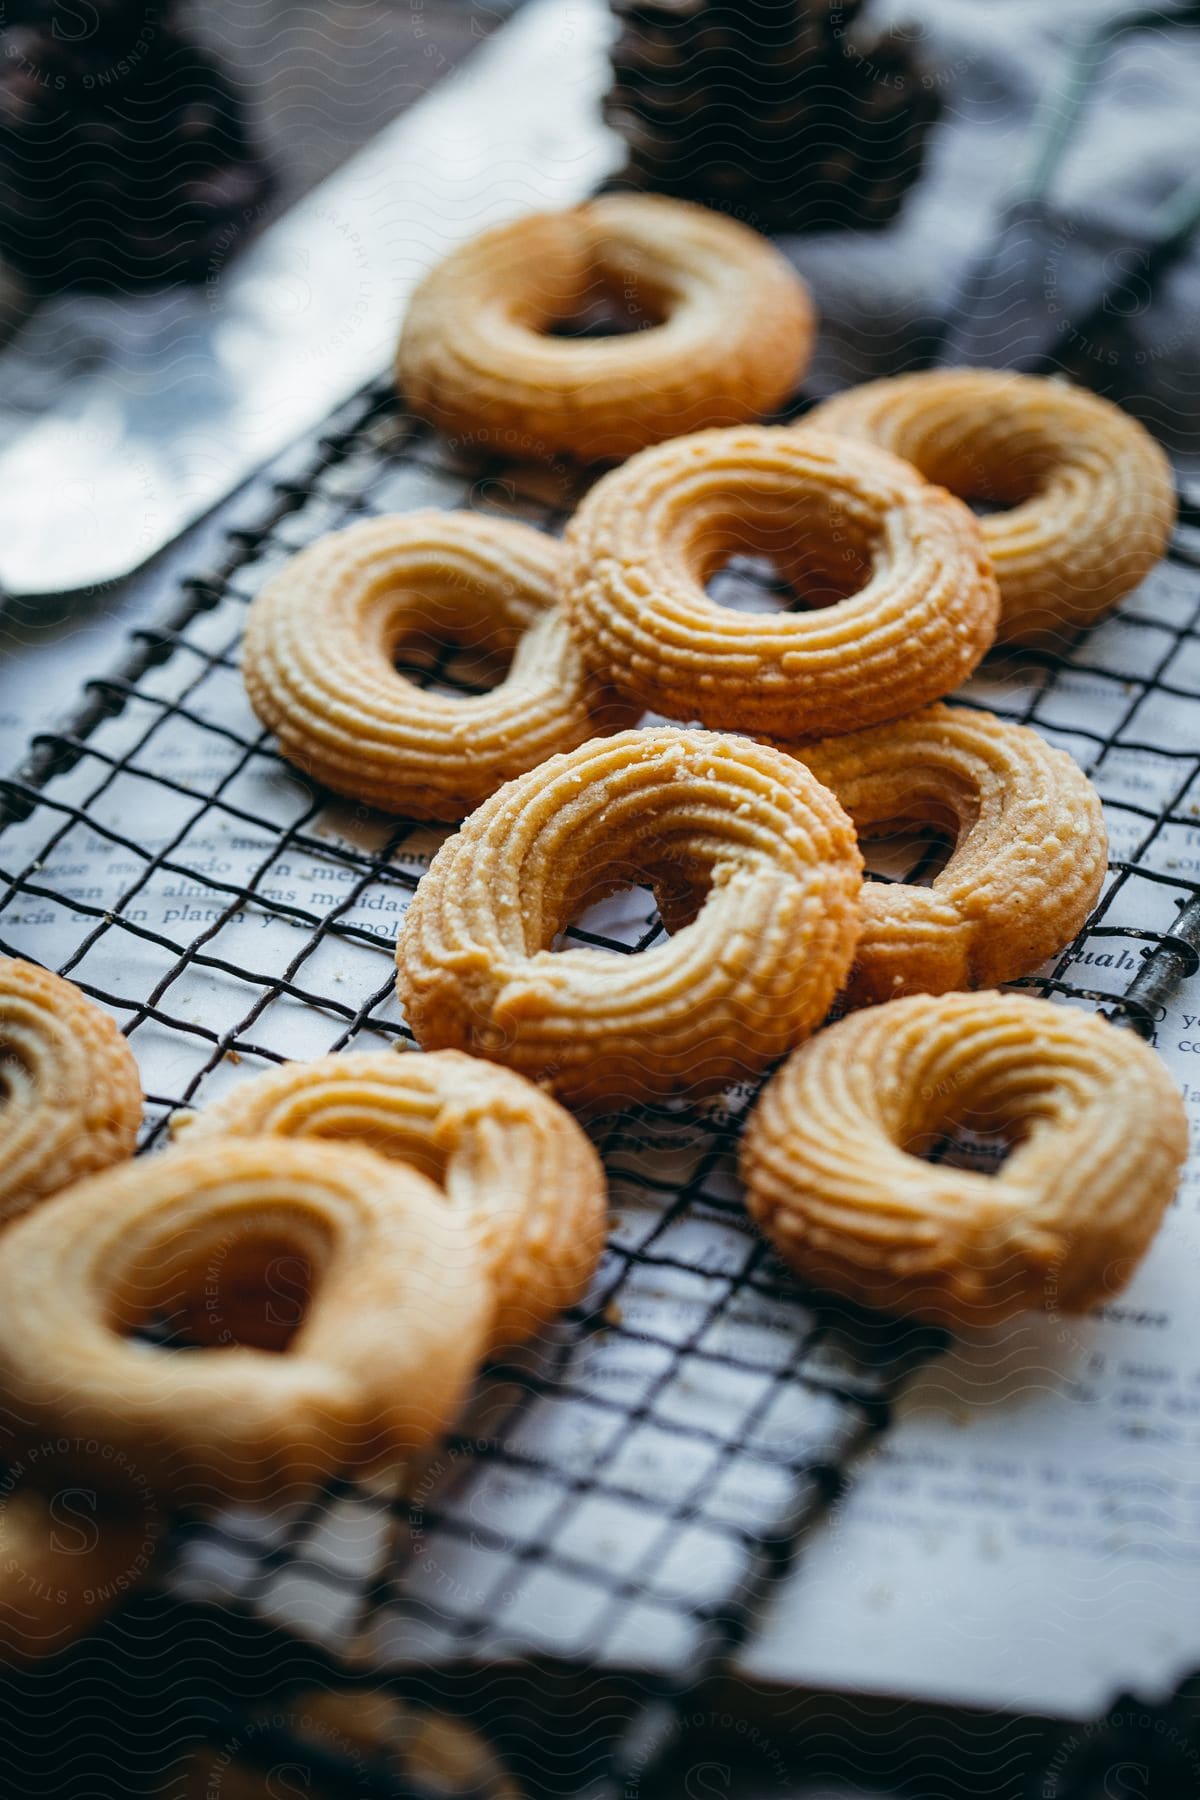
left=3, top=379, right=1200, bottom=1796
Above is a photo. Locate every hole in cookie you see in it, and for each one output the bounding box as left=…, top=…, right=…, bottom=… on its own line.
left=704, top=549, right=871, bottom=614
left=904, top=1081, right=1033, bottom=1177
left=835, top=781, right=973, bottom=891
left=699, top=506, right=876, bottom=614
left=968, top=495, right=1019, bottom=519
left=392, top=625, right=516, bottom=698
left=860, top=821, right=957, bottom=889
left=545, top=273, right=668, bottom=340
left=911, top=1114, right=1017, bottom=1177
left=553, top=881, right=668, bottom=954
left=705, top=552, right=803, bottom=615
left=122, top=1231, right=317, bottom=1354
left=893, top=431, right=1054, bottom=514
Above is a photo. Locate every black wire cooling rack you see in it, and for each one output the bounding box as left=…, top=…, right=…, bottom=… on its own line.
left=3, top=377, right=1200, bottom=1797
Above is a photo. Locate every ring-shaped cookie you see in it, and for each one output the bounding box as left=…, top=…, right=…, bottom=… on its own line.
left=183, top=1050, right=606, bottom=1353
left=561, top=427, right=999, bottom=736
left=396, top=727, right=863, bottom=1105
left=0, top=1139, right=489, bottom=1505
left=395, top=195, right=815, bottom=463
left=242, top=512, right=634, bottom=820
left=787, top=703, right=1108, bottom=1007
left=811, top=369, right=1176, bottom=647
left=0, top=957, right=141, bottom=1225
left=742, top=991, right=1188, bottom=1327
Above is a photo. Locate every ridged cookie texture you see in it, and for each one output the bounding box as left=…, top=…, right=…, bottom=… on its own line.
left=241, top=511, right=635, bottom=820
left=742, top=991, right=1188, bottom=1328
left=812, top=369, right=1176, bottom=647
left=395, top=194, right=815, bottom=463
left=787, top=703, right=1108, bottom=1006
left=396, top=727, right=863, bottom=1106
left=0, top=956, right=141, bottom=1224
left=182, top=1049, right=607, bottom=1354
left=561, top=426, right=999, bottom=736
left=0, top=1138, right=490, bottom=1507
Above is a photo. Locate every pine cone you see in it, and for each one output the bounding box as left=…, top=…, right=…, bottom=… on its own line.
left=604, top=1, right=941, bottom=233
left=0, top=1, right=273, bottom=289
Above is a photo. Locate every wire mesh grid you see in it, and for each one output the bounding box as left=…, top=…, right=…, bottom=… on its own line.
left=3, top=374, right=1200, bottom=1787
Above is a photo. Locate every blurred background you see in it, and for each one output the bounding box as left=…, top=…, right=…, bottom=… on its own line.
left=3, top=0, right=1199, bottom=620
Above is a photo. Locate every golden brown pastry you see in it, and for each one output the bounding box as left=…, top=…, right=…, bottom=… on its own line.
left=182, top=1050, right=606, bottom=1353
left=241, top=511, right=634, bottom=820
left=787, top=703, right=1108, bottom=1006
left=811, top=369, right=1176, bottom=647
left=0, top=956, right=141, bottom=1225
left=0, top=1138, right=490, bottom=1506
left=395, top=195, right=815, bottom=462
left=561, top=427, right=999, bottom=736
left=396, top=727, right=863, bottom=1105
left=742, top=991, right=1188, bottom=1327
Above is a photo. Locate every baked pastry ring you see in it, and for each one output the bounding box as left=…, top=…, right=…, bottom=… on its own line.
left=0, top=957, right=141, bottom=1226
left=182, top=1050, right=606, bottom=1353
left=811, top=369, right=1176, bottom=647
left=742, top=991, right=1188, bottom=1327
left=561, top=427, right=999, bottom=736
left=241, top=511, right=634, bottom=820
left=395, top=195, right=815, bottom=463
left=0, top=1138, right=489, bottom=1506
left=789, top=703, right=1107, bottom=1007
left=396, top=727, right=863, bottom=1105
